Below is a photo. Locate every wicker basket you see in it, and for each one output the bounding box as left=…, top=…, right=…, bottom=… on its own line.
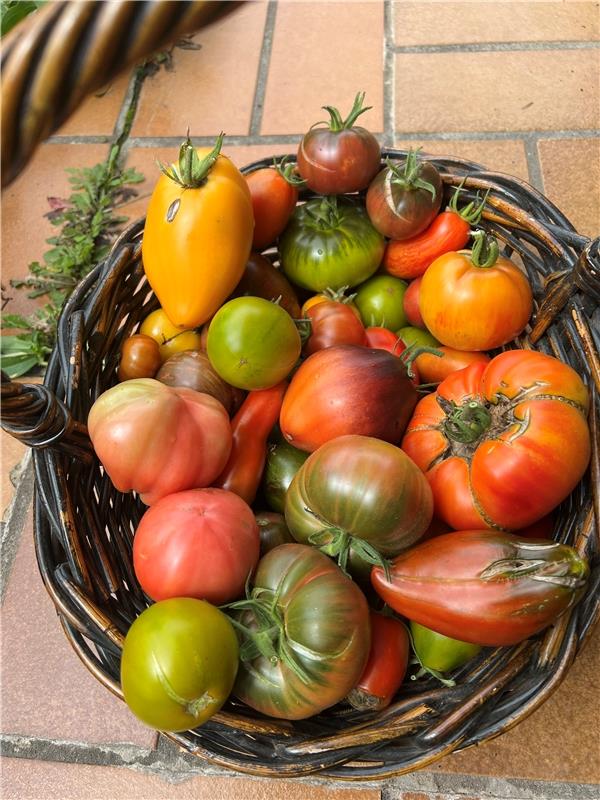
left=2, top=149, right=599, bottom=780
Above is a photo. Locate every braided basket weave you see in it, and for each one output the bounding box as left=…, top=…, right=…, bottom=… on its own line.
left=2, top=147, right=599, bottom=779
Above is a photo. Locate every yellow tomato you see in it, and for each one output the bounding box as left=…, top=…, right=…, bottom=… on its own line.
left=142, top=135, right=254, bottom=329
left=139, top=309, right=203, bottom=363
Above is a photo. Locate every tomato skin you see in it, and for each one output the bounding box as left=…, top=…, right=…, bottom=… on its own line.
left=402, top=351, right=591, bottom=530
left=410, top=621, right=481, bottom=673
left=88, top=379, right=232, bottom=506
left=262, top=439, right=309, bottom=513
left=133, top=488, right=259, bottom=604
left=354, top=274, right=408, bottom=331
left=121, top=598, right=238, bottom=732
left=366, top=160, right=443, bottom=240
left=402, top=277, right=425, bottom=329
left=118, top=334, right=162, bottom=381
left=140, top=309, right=203, bottom=363
left=246, top=168, right=299, bottom=250
left=297, top=129, right=380, bottom=194
left=348, top=612, right=409, bottom=710
left=207, top=297, right=301, bottom=390
left=285, top=435, right=433, bottom=569
left=364, top=326, right=403, bottom=354
left=280, top=345, right=418, bottom=453
left=382, top=210, right=471, bottom=279
left=396, top=325, right=440, bottom=350
left=156, top=350, right=244, bottom=416
left=142, top=145, right=254, bottom=328
left=230, top=253, right=301, bottom=319
left=231, top=544, right=371, bottom=719
left=213, top=382, right=287, bottom=505
left=372, top=530, right=589, bottom=646
left=414, top=345, right=490, bottom=384
left=279, top=197, right=385, bottom=292
left=419, top=249, right=533, bottom=351
left=304, top=300, right=366, bottom=354
left=255, top=511, right=295, bottom=556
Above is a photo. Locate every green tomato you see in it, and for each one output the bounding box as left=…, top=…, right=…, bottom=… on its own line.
left=279, top=196, right=385, bottom=292
left=396, top=325, right=440, bottom=349
left=262, top=439, right=309, bottom=513
left=120, top=598, right=238, bottom=732
left=207, top=297, right=301, bottom=390
left=355, top=275, right=408, bottom=330
left=410, top=620, right=481, bottom=673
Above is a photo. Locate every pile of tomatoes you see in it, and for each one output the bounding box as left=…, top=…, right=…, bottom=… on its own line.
left=87, top=94, right=591, bottom=733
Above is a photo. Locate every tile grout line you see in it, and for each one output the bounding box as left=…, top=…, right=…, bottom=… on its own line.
left=393, top=40, right=600, bottom=54
left=248, top=0, right=278, bottom=138
left=382, top=0, right=395, bottom=148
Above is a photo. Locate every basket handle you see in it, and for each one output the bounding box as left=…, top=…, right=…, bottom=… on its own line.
left=1, top=0, right=240, bottom=186
left=1, top=371, right=94, bottom=463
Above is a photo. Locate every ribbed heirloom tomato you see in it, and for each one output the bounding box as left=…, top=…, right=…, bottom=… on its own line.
left=402, top=350, right=591, bottom=531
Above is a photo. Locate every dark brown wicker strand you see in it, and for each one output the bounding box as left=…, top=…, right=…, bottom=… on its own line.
left=0, top=0, right=240, bottom=186
left=1, top=150, right=599, bottom=779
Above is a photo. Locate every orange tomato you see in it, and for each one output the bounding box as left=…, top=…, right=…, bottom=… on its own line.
left=415, top=346, right=490, bottom=384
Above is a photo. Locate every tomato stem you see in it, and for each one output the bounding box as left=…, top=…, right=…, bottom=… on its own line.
left=322, top=91, right=372, bottom=132
left=158, top=132, right=225, bottom=189
left=449, top=180, right=490, bottom=225
left=273, top=156, right=307, bottom=187
left=386, top=149, right=437, bottom=199
left=470, top=230, right=500, bottom=268
left=307, top=526, right=391, bottom=581
left=400, top=343, right=443, bottom=380
left=443, top=399, right=492, bottom=444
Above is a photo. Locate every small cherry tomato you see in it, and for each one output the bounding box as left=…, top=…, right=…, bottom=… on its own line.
left=139, top=308, right=203, bottom=363
left=347, top=612, right=409, bottom=710
left=354, top=274, right=408, bottom=331
left=246, top=159, right=303, bottom=251
left=304, top=300, right=366, bottom=355
left=255, top=511, right=295, bottom=556
left=402, top=277, right=425, bottom=329
left=118, top=334, right=162, bottom=381
left=301, top=287, right=361, bottom=319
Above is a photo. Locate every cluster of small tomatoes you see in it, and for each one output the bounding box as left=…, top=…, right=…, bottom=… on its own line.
left=87, top=94, right=591, bottom=732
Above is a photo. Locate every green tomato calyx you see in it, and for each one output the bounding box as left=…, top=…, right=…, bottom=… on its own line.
left=274, top=156, right=307, bottom=186
left=158, top=132, right=225, bottom=189
left=386, top=149, right=437, bottom=199
left=443, top=399, right=492, bottom=444
left=449, top=179, right=490, bottom=225
left=320, top=91, right=372, bottom=133
left=304, top=195, right=344, bottom=230
left=306, top=515, right=392, bottom=581
left=470, top=230, right=500, bottom=268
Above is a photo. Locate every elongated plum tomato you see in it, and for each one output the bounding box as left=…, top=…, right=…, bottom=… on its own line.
left=366, top=150, right=443, bottom=240
left=207, top=296, right=301, bottom=390
left=297, top=92, right=381, bottom=194
left=87, top=379, right=232, bottom=505
left=414, top=345, right=490, bottom=385
left=402, top=277, right=425, bottom=329
left=410, top=621, right=481, bottom=674
left=280, top=345, right=418, bottom=452
left=121, top=598, right=239, bottom=732
left=402, top=351, right=591, bottom=530
left=133, top=488, right=259, bottom=604
left=245, top=158, right=303, bottom=250
left=231, top=544, right=371, bottom=719
left=142, top=134, right=254, bottom=328
left=419, top=231, right=533, bottom=351
left=371, top=530, right=589, bottom=646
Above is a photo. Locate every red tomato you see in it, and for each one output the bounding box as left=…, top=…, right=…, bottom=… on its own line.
left=364, top=327, right=420, bottom=385
left=246, top=160, right=302, bottom=250
left=402, top=277, right=425, bottom=329
left=133, top=488, right=259, bottom=604
left=402, top=351, right=591, bottom=531
left=304, top=300, right=366, bottom=355
left=419, top=232, right=533, bottom=351
left=213, top=382, right=287, bottom=505
left=347, top=612, right=409, bottom=710
left=414, top=345, right=490, bottom=384
left=297, top=92, right=381, bottom=194
left=87, top=379, right=232, bottom=506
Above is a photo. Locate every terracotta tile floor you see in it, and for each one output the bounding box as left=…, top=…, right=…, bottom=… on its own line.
left=1, top=2, right=599, bottom=798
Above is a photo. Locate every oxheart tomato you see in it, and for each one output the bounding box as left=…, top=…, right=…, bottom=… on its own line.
left=207, top=297, right=301, bottom=390
left=347, top=612, right=409, bottom=710
left=366, top=150, right=443, bottom=240
left=284, top=435, right=433, bottom=579
left=280, top=345, right=418, bottom=452
left=133, top=489, right=259, bottom=604
left=419, top=232, right=533, bottom=351
left=245, top=159, right=303, bottom=250
left=229, top=544, right=370, bottom=719
left=304, top=299, right=366, bottom=354
left=279, top=196, right=385, bottom=292
left=402, top=351, right=591, bottom=530
left=87, top=379, right=232, bottom=506
left=121, top=598, right=238, bottom=732
left=371, top=530, right=589, bottom=646
left=297, top=92, right=381, bottom=194
left=142, top=135, right=254, bottom=328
